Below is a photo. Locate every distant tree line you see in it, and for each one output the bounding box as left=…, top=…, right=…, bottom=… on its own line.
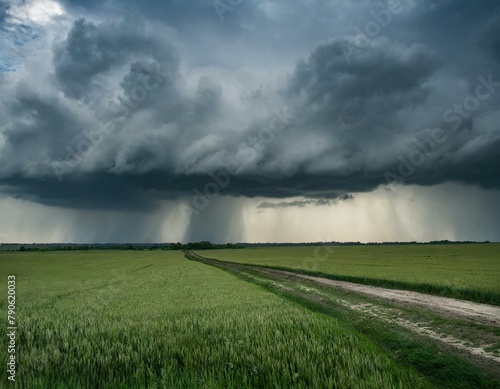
left=11, top=241, right=244, bottom=252
left=1, top=239, right=492, bottom=252
left=167, top=241, right=244, bottom=250
left=239, top=240, right=491, bottom=247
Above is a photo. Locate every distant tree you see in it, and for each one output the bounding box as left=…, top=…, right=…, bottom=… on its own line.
left=19, top=246, right=26, bottom=252
left=170, top=242, right=183, bottom=250
left=198, top=241, right=214, bottom=250
left=185, top=241, right=215, bottom=250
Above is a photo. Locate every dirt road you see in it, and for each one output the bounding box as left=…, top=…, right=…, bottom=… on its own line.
left=186, top=252, right=500, bottom=326
left=186, top=252, right=500, bottom=368
left=251, top=266, right=500, bottom=365
left=261, top=268, right=500, bottom=364
left=287, top=272, right=500, bottom=326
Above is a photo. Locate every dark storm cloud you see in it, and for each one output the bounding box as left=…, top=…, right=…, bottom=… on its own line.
left=258, top=200, right=323, bottom=209
left=58, top=0, right=214, bottom=24
left=53, top=18, right=178, bottom=99
left=407, top=0, right=500, bottom=48
left=257, top=195, right=354, bottom=209
left=0, top=1, right=9, bottom=24
left=0, top=0, right=499, bottom=212
left=0, top=173, right=159, bottom=211
left=390, top=0, right=500, bottom=72
left=56, top=0, right=247, bottom=40
left=0, top=91, right=92, bottom=175
left=286, top=36, right=439, bottom=129
left=479, top=20, right=500, bottom=63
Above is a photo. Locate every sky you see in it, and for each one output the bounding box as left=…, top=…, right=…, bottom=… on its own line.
left=0, top=0, right=499, bottom=243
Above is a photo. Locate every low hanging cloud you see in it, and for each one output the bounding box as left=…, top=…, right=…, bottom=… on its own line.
left=257, top=194, right=355, bottom=209
left=0, top=0, right=499, bottom=216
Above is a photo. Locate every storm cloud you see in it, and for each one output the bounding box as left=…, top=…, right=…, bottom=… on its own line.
left=0, top=1, right=9, bottom=24
left=0, top=0, right=499, bottom=242
left=257, top=195, right=354, bottom=209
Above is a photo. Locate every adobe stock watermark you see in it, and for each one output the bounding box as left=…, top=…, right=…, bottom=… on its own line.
left=302, top=244, right=335, bottom=272
left=340, top=0, right=403, bottom=63
left=178, top=107, right=295, bottom=221
left=443, top=74, right=500, bottom=131
left=383, top=128, right=447, bottom=190
left=7, top=275, right=16, bottom=383
left=51, top=62, right=166, bottom=182
left=384, top=73, right=500, bottom=190
left=213, top=0, right=244, bottom=22
left=78, top=268, right=133, bottom=319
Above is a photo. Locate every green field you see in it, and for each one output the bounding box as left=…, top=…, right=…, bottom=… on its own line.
left=0, top=250, right=437, bottom=389
left=204, top=244, right=500, bottom=305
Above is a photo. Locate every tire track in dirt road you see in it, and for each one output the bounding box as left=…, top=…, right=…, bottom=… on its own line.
left=286, top=272, right=500, bottom=327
